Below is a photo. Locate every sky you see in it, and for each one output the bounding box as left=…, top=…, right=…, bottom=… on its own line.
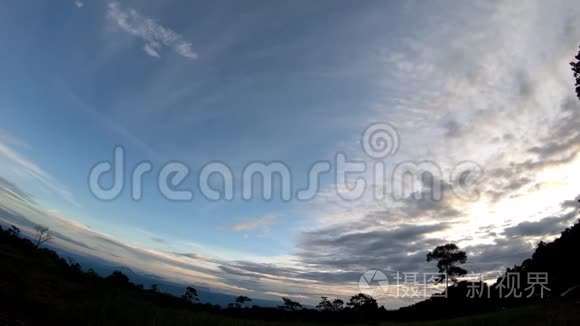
left=1, top=0, right=580, bottom=308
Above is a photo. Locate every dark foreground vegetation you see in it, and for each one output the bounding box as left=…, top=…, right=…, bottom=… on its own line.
left=1, top=214, right=580, bottom=325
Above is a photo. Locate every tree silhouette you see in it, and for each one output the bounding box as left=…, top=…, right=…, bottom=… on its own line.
left=106, top=270, right=130, bottom=285
left=7, top=225, right=21, bottom=237
left=150, top=284, right=160, bottom=293
left=234, top=295, right=251, bottom=308
left=181, top=286, right=199, bottom=303
left=426, top=243, right=468, bottom=290
left=33, top=225, right=52, bottom=248
left=278, top=297, right=302, bottom=311
left=67, top=257, right=81, bottom=272
left=571, top=44, right=580, bottom=100
left=346, top=293, right=378, bottom=312
left=316, top=296, right=344, bottom=312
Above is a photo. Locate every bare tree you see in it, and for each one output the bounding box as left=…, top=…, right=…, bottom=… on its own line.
left=34, top=225, right=53, bottom=248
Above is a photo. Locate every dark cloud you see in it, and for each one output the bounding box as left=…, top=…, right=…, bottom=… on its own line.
left=151, top=237, right=167, bottom=244
left=480, top=97, right=580, bottom=203
left=395, top=178, right=464, bottom=221
left=51, top=232, right=98, bottom=252
left=484, top=154, right=576, bottom=203
left=561, top=195, right=580, bottom=209
left=443, top=119, right=462, bottom=138
left=466, top=194, right=580, bottom=273
left=527, top=97, right=580, bottom=160
left=465, top=236, right=535, bottom=273
left=292, top=192, right=579, bottom=283
left=296, top=220, right=451, bottom=273
left=503, top=212, right=578, bottom=238
left=219, top=261, right=361, bottom=284
left=515, top=69, right=535, bottom=99
left=174, top=252, right=205, bottom=260
left=288, top=177, right=469, bottom=279
left=485, top=174, right=533, bottom=202
left=503, top=133, right=515, bottom=141
left=398, top=195, right=462, bottom=219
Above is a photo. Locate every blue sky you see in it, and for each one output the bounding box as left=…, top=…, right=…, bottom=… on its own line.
left=1, top=0, right=580, bottom=307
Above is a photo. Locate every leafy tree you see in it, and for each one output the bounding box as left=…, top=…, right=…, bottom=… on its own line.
left=278, top=297, right=302, bottom=311
left=106, top=270, right=130, bottom=284
left=33, top=225, right=52, bottom=248
left=426, top=243, right=468, bottom=290
left=234, top=295, right=252, bottom=308
left=571, top=44, right=580, bottom=100
left=181, top=286, right=199, bottom=303
left=66, top=257, right=81, bottom=272
left=347, top=293, right=378, bottom=311
left=150, top=284, right=160, bottom=293
left=316, top=296, right=344, bottom=312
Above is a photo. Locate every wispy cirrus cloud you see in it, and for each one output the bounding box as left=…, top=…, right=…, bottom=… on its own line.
left=0, top=132, right=80, bottom=207
left=0, top=176, right=35, bottom=206
left=106, top=1, right=198, bottom=60
left=143, top=43, right=161, bottom=58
